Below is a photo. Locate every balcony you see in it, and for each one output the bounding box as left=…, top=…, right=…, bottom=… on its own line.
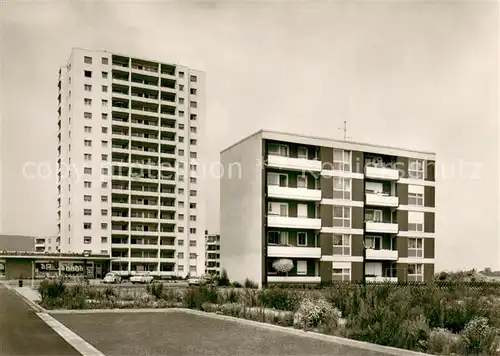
left=267, top=185, right=321, bottom=202
left=365, top=193, right=399, bottom=208
left=365, top=249, right=398, bottom=261
left=364, top=166, right=400, bottom=181
left=111, top=201, right=129, bottom=209
left=267, top=246, right=321, bottom=259
left=365, top=276, right=398, bottom=283
left=267, top=155, right=322, bottom=172
left=267, top=276, right=321, bottom=283
left=267, top=216, right=321, bottom=230
left=365, top=221, right=399, bottom=234
left=130, top=243, right=158, bottom=249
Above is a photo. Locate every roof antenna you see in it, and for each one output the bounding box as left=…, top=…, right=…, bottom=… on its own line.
left=338, top=120, right=351, bottom=141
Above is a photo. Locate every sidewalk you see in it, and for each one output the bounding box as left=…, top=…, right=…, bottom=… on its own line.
left=15, top=286, right=41, bottom=303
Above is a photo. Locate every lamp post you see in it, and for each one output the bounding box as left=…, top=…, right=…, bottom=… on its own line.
left=31, top=260, right=34, bottom=289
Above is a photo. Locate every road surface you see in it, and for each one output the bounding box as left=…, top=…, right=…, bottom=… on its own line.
left=0, top=284, right=79, bottom=355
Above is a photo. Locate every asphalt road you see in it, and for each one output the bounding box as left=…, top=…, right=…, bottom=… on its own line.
left=0, top=284, right=79, bottom=356
left=54, top=311, right=392, bottom=356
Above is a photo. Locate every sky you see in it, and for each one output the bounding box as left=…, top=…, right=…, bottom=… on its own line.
left=0, top=1, right=498, bottom=271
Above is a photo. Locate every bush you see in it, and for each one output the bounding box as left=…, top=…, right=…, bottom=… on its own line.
left=427, top=328, right=460, bottom=355
left=293, top=297, right=341, bottom=329
left=459, top=317, right=498, bottom=355
left=147, top=283, right=164, bottom=299
left=258, top=288, right=299, bottom=311
left=231, top=281, right=243, bottom=288
left=216, top=269, right=230, bottom=287
left=39, top=278, right=66, bottom=300
left=185, top=285, right=218, bottom=310
left=244, top=278, right=259, bottom=289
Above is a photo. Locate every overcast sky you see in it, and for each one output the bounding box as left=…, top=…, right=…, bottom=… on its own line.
left=1, top=1, right=498, bottom=271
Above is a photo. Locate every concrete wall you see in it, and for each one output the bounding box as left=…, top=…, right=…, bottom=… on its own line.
left=220, top=132, right=263, bottom=286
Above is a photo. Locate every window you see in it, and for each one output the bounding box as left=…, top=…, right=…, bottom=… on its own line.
left=84, top=153, right=92, bottom=161
left=408, top=211, right=424, bottom=232
left=179, top=136, right=184, bottom=143
left=178, top=123, right=184, bottom=130
left=84, top=195, right=92, bottom=202
left=84, top=223, right=92, bottom=229
left=102, top=154, right=108, bottom=161
left=190, top=152, right=198, bottom=160
left=84, top=236, right=92, bottom=244
left=102, top=71, right=108, bottom=79
left=190, top=190, right=197, bottom=197
left=267, top=172, right=288, bottom=187
left=365, top=209, right=382, bottom=222
left=190, top=75, right=197, bottom=82
left=101, top=223, right=108, bottom=229
left=190, top=203, right=196, bottom=209
left=178, top=226, right=184, bottom=233
left=179, top=84, right=184, bottom=91
left=178, top=239, right=184, bottom=246
left=84, top=84, right=92, bottom=92
left=297, top=232, right=307, bottom=246
left=408, top=264, right=423, bottom=282
left=333, top=235, right=351, bottom=255
left=178, top=149, right=184, bottom=156
left=84, top=70, right=92, bottom=78
left=84, top=181, right=92, bottom=188
left=190, top=253, right=197, bottom=259
left=332, top=268, right=351, bottom=281
left=178, top=265, right=184, bottom=271
left=297, top=260, right=307, bottom=275
left=333, top=149, right=351, bottom=171
left=178, top=188, right=184, bottom=195
left=268, top=231, right=288, bottom=245
left=178, top=252, right=184, bottom=259
left=102, top=99, right=108, bottom=107
left=190, top=240, right=197, bottom=246
left=190, top=177, right=197, bottom=184
left=102, top=140, right=108, bottom=147
left=102, top=85, right=108, bottom=92
left=179, top=175, right=184, bottom=182
left=333, top=177, right=351, bottom=199
left=101, top=195, right=108, bottom=202
left=101, top=236, right=108, bottom=244
left=179, top=71, right=185, bottom=78
left=409, top=159, right=424, bottom=180
left=268, top=202, right=288, bottom=217
left=179, top=110, right=184, bottom=117
left=408, top=192, right=424, bottom=206
left=84, top=167, right=92, bottom=174
left=84, top=126, right=92, bottom=133
left=100, top=168, right=108, bottom=175
left=84, top=112, right=92, bottom=119
left=178, top=214, right=184, bottom=220
left=333, top=206, right=351, bottom=227
left=190, top=228, right=196, bottom=234
left=190, top=101, right=197, bottom=108
left=408, top=238, right=423, bottom=257
left=179, top=97, right=185, bottom=105
left=268, top=143, right=288, bottom=157
left=190, top=265, right=197, bottom=273
left=84, top=98, right=92, bottom=106
left=297, top=175, right=307, bottom=188
left=101, top=209, right=108, bottom=216
left=102, top=57, right=108, bottom=65
left=84, top=209, right=92, bottom=216
left=102, top=113, right=108, bottom=120
left=190, top=215, right=197, bottom=222
left=190, top=88, right=197, bottom=95
left=190, top=139, right=197, bottom=145
left=101, top=182, right=108, bottom=188
left=190, top=127, right=197, bottom=133
left=190, top=164, right=197, bottom=171
left=84, top=56, right=93, bottom=64
left=365, top=235, right=382, bottom=250
left=178, top=162, right=184, bottom=169
left=101, top=127, right=108, bottom=134
left=297, top=146, right=308, bottom=159
left=84, top=140, right=92, bottom=147
left=190, top=114, right=197, bottom=121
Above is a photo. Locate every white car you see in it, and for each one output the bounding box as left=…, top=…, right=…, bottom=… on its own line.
left=102, top=272, right=121, bottom=284
left=130, top=271, right=154, bottom=284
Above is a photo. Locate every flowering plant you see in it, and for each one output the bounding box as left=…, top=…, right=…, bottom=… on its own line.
left=272, top=259, right=294, bottom=273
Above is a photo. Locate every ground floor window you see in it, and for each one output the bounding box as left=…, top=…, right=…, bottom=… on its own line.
left=407, top=263, right=423, bottom=282
left=332, top=268, right=351, bottom=281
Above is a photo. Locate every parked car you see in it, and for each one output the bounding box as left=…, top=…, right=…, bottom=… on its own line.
left=102, top=272, right=121, bottom=284
left=188, top=275, right=214, bottom=286
left=130, top=271, right=154, bottom=284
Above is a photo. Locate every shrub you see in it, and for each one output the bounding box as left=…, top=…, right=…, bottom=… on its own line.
left=147, top=283, right=164, bottom=299
left=244, top=278, right=259, bottom=289
left=185, top=285, right=218, bottom=310
left=459, top=317, right=498, bottom=355
left=38, top=278, right=66, bottom=300
left=293, top=297, right=341, bottom=330
left=216, top=269, right=230, bottom=287
left=258, top=288, right=299, bottom=311
left=231, top=281, right=243, bottom=288
left=427, top=328, right=460, bottom=355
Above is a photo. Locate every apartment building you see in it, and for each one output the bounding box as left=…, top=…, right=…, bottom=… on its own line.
left=205, top=231, right=220, bottom=276
left=34, top=236, right=58, bottom=253
left=220, top=130, right=435, bottom=287
left=56, top=48, right=205, bottom=277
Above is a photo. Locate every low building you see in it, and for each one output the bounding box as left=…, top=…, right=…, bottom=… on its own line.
left=0, top=234, right=36, bottom=252
left=34, top=236, right=59, bottom=253
left=205, top=231, right=220, bottom=276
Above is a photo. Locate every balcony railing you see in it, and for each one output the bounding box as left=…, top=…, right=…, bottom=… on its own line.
left=365, top=192, right=399, bottom=207
left=267, top=215, right=321, bottom=230
left=365, top=221, right=399, bottom=234
left=267, top=276, right=321, bottom=283
left=267, top=185, right=321, bottom=201
left=267, top=245, right=321, bottom=258
left=364, top=166, right=400, bottom=181
left=267, top=154, right=322, bottom=172
left=365, top=248, right=398, bottom=260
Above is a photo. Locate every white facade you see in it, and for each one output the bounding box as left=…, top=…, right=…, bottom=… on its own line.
left=57, top=48, right=205, bottom=277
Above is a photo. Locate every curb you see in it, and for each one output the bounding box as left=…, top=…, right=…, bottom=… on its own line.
left=48, top=307, right=431, bottom=356
left=4, top=284, right=46, bottom=313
